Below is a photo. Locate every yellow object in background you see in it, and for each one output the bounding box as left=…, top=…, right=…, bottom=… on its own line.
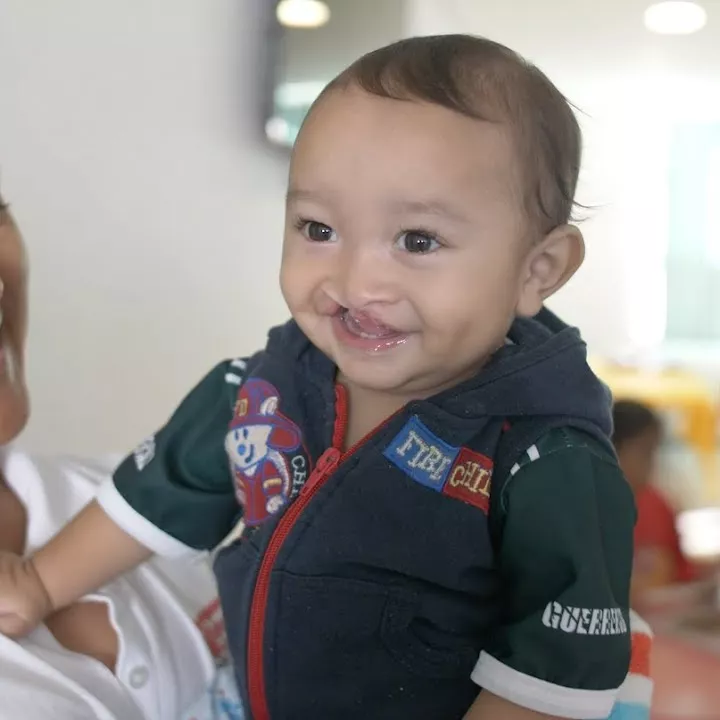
left=592, top=360, right=719, bottom=500
left=593, top=361, right=717, bottom=453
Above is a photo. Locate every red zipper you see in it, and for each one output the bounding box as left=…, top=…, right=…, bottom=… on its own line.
left=246, top=385, right=394, bottom=720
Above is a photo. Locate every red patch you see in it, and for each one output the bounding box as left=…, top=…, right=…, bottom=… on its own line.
left=442, top=448, right=493, bottom=514
left=195, top=598, right=228, bottom=662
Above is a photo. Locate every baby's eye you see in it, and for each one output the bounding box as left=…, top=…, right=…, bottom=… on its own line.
left=300, top=220, right=337, bottom=243
left=396, top=231, right=441, bottom=254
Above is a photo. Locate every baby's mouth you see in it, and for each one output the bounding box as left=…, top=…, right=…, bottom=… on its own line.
left=340, top=309, right=401, bottom=339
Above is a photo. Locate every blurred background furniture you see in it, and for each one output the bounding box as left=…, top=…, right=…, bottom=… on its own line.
left=594, top=360, right=719, bottom=501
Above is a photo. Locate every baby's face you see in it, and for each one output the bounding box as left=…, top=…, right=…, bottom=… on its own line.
left=0, top=207, right=29, bottom=444
left=281, top=87, right=533, bottom=400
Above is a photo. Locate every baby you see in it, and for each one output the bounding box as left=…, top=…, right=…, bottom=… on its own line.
left=0, top=35, right=637, bottom=719
left=613, top=400, right=697, bottom=594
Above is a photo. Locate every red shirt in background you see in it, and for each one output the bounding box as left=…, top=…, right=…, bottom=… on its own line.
left=634, top=485, right=696, bottom=584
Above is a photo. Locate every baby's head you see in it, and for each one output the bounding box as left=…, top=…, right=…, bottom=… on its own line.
left=612, top=401, right=662, bottom=492
left=280, top=34, right=585, bottom=400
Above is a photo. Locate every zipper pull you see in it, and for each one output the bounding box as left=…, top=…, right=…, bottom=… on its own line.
left=300, top=448, right=341, bottom=496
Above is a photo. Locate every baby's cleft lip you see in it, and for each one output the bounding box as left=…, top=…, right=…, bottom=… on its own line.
left=342, top=309, right=400, bottom=338
left=332, top=309, right=409, bottom=353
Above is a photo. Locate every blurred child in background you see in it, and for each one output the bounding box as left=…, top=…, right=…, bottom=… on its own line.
left=613, top=400, right=697, bottom=596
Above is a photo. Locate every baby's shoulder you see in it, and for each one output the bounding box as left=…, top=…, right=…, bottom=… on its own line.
left=510, top=426, right=617, bottom=479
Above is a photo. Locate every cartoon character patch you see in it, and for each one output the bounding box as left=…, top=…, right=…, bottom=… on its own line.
left=225, top=378, right=302, bottom=526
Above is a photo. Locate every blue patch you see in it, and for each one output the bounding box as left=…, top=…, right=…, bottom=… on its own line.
left=384, top=416, right=459, bottom=491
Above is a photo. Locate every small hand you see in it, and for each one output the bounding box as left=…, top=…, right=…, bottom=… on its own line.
left=0, top=551, right=53, bottom=638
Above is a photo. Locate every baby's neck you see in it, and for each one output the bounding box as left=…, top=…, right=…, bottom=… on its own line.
left=337, top=362, right=486, bottom=449
left=338, top=381, right=415, bottom=451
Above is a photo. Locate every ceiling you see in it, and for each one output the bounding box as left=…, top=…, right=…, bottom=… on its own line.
left=278, top=0, right=720, bottom=87
left=450, top=0, right=720, bottom=80
left=280, top=0, right=405, bottom=85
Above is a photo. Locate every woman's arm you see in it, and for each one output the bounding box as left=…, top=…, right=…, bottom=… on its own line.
left=0, top=477, right=26, bottom=555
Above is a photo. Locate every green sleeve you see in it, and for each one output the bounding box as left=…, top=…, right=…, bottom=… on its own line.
left=98, top=359, right=248, bottom=553
left=473, top=430, right=636, bottom=719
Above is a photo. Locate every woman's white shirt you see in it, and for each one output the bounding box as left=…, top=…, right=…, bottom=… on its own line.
left=0, top=448, right=218, bottom=720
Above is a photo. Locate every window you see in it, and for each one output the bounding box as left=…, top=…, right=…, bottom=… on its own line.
left=666, top=123, right=720, bottom=342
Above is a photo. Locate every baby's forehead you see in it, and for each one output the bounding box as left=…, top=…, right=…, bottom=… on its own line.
left=290, top=34, right=580, bottom=232
left=298, top=86, right=508, bottom=151
left=290, top=88, right=521, bottom=207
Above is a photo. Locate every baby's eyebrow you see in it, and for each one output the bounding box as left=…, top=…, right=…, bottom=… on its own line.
left=388, top=199, right=469, bottom=223
left=285, top=188, right=327, bottom=204
left=286, top=189, right=469, bottom=223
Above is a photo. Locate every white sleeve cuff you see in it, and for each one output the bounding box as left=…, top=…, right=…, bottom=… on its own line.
left=471, top=651, right=618, bottom=719
left=96, top=478, right=197, bottom=560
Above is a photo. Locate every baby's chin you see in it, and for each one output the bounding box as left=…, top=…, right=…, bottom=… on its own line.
left=333, top=356, right=435, bottom=397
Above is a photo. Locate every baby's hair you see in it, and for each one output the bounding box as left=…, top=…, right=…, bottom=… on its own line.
left=612, top=400, right=662, bottom=450
left=314, top=34, right=581, bottom=238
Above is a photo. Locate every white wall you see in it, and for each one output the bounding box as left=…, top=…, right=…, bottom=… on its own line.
left=0, top=0, right=289, bottom=454
left=2, top=0, right=718, bottom=453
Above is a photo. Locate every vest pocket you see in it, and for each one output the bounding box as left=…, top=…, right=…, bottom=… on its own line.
left=381, top=593, right=479, bottom=679
left=270, top=572, right=479, bottom=719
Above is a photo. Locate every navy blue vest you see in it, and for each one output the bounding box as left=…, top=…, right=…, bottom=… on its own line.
left=214, top=310, right=613, bottom=720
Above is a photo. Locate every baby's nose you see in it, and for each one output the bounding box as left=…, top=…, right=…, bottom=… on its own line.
left=336, top=246, right=395, bottom=308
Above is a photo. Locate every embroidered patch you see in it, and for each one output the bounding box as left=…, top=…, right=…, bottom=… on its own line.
left=225, top=378, right=303, bottom=526
left=384, top=416, right=459, bottom=490
left=442, top=448, right=493, bottom=514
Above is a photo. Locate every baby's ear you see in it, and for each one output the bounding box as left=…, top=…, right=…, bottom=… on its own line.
left=515, top=225, right=585, bottom=317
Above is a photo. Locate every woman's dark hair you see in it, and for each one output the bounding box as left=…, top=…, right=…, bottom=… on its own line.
left=310, top=34, right=582, bottom=237
left=612, top=400, right=662, bottom=449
